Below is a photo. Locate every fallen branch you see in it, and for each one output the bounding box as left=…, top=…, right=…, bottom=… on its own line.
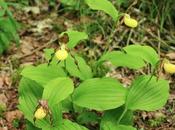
left=18, top=37, right=58, bottom=60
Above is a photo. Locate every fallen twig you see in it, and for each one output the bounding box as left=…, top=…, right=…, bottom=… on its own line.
left=17, top=37, right=58, bottom=60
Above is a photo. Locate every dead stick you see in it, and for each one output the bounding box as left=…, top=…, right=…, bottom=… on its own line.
left=18, top=37, right=57, bottom=60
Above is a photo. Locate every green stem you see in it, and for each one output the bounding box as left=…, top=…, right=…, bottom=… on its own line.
left=117, top=106, right=127, bottom=124
left=70, top=95, right=75, bottom=113
left=104, top=24, right=116, bottom=53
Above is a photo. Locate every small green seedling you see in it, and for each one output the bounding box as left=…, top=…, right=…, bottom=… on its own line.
left=0, top=0, right=19, bottom=54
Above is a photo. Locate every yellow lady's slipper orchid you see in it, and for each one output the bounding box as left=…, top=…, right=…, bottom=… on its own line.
left=163, top=59, right=175, bottom=74
left=34, top=107, right=47, bottom=120
left=124, top=14, right=138, bottom=28
left=55, top=45, right=68, bottom=61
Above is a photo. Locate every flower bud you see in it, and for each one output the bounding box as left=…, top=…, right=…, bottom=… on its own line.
left=34, top=107, right=47, bottom=120
left=163, top=59, right=175, bottom=74
left=124, top=14, right=138, bottom=28
left=55, top=47, right=68, bottom=61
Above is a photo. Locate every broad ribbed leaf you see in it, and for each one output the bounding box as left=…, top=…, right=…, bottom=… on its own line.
left=77, top=111, right=99, bottom=124
left=76, top=56, right=93, bottom=79
left=0, top=17, right=19, bottom=53
left=44, top=48, right=54, bottom=61
left=0, top=43, right=4, bottom=54
left=0, top=17, right=19, bottom=44
left=126, top=75, right=169, bottom=111
left=43, top=78, right=74, bottom=107
left=44, top=48, right=59, bottom=66
left=0, top=33, right=10, bottom=49
left=98, top=51, right=145, bottom=69
left=101, top=123, right=136, bottom=130
left=59, top=120, right=88, bottom=130
left=21, top=64, right=66, bottom=86
left=61, top=30, right=88, bottom=48
left=0, top=36, right=7, bottom=54
left=85, top=0, right=119, bottom=21
left=50, top=104, right=62, bottom=127
left=65, top=55, right=81, bottom=78
left=0, top=9, right=5, bottom=17
left=0, top=0, right=19, bottom=41
left=62, top=97, right=73, bottom=112
left=26, top=121, right=41, bottom=130
left=66, top=55, right=93, bottom=80
left=73, top=78, right=127, bottom=110
left=43, top=120, right=88, bottom=130
left=101, top=107, right=133, bottom=129
left=123, top=45, right=159, bottom=67
left=18, top=78, right=50, bottom=128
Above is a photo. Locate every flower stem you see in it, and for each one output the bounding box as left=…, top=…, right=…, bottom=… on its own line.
left=117, top=106, right=127, bottom=124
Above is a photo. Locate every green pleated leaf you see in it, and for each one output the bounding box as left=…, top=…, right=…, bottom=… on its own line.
left=126, top=75, right=169, bottom=111
left=73, top=78, right=127, bottom=111
left=0, top=17, right=19, bottom=44
left=100, top=106, right=133, bottom=129
left=0, top=32, right=10, bottom=49
left=21, top=64, right=66, bottom=86
left=0, top=1, right=19, bottom=54
left=44, top=48, right=57, bottom=65
left=61, top=30, right=88, bottom=48
left=50, top=104, right=62, bottom=127
left=0, top=35, right=8, bottom=54
left=101, top=123, right=136, bottom=130
left=0, top=9, right=5, bottom=17
left=26, top=121, right=41, bottom=130
left=77, top=111, right=99, bottom=125
left=62, top=97, right=74, bottom=112
left=0, top=1, right=19, bottom=41
left=75, top=55, right=93, bottom=79
left=43, top=119, right=88, bottom=130
left=65, top=55, right=81, bottom=78
left=9, top=17, right=20, bottom=45
left=65, top=55, right=93, bottom=80
left=98, top=51, right=145, bottom=69
left=44, top=48, right=54, bottom=61
left=0, top=18, right=12, bottom=36
left=18, top=78, right=50, bottom=128
left=0, top=43, right=4, bottom=54
left=60, top=120, right=88, bottom=130
left=43, top=78, right=74, bottom=107
left=85, top=0, right=119, bottom=21
left=123, top=45, right=159, bottom=67
left=0, top=18, right=12, bottom=53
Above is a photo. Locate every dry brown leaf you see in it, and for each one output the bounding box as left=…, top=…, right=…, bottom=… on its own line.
left=0, top=127, right=8, bottom=130
left=23, top=6, right=40, bottom=14
left=21, top=38, right=34, bottom=54
left=0, top=74, right=11, bottom=88
left=166, top=52, right=175, bottom=60
left=0, top=77, right=4, bottom=89
left=0, top=94, right=8, bottom=108
left=92, top=35, right=104, bottom=44
left=31, top=19, right=53, bottom=34
left=5, top=110, right=23, bottom=122
left=4, top=77, right=11, bottom=87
